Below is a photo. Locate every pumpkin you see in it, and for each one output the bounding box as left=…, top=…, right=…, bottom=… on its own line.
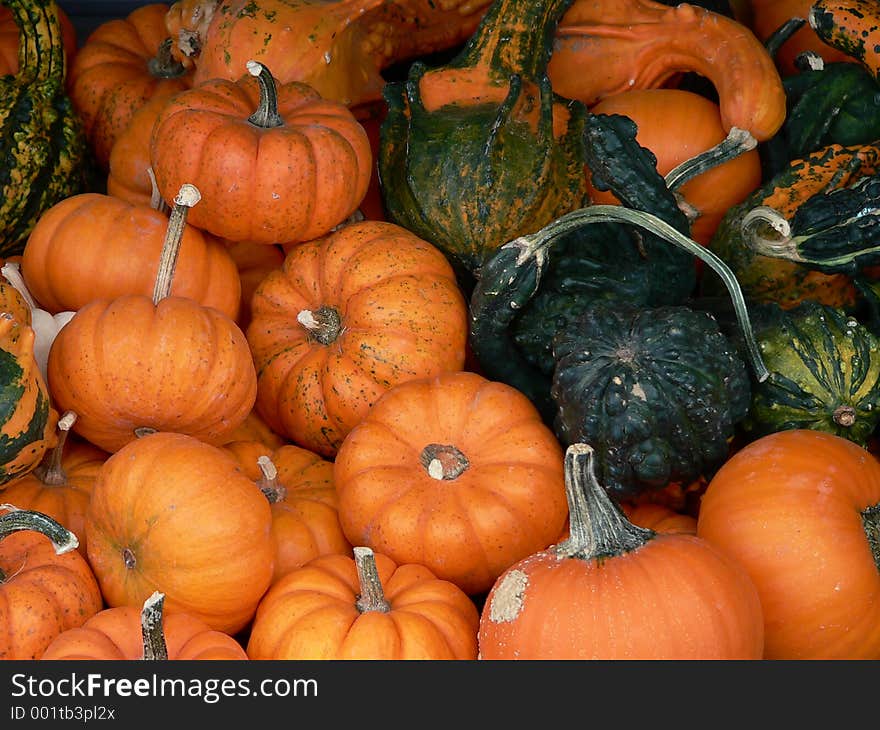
left=150, top=59, right=372, bottom=245
left=550, top=0, right=787, bottom=142
left=246, top=219, right=467, bottom=458
left=477, top=443, right=764, bottom=659
left=164, top=0, right=491, bottom=111
left=221, top=409, right=287, bottom=451
left=46, top=185, right=257, bottom=453
left=0, top=2, right=76, bottom=76
left=0, top=504, right=103, bottom=660
left=67, top=2, right=193, bottom=171
left=333, top=370, right=568, bottom=596
left=222, top=440, right=353, bottom=584
left=247, top=546, right=479, bottom=659
left=0, top=411, right=106, bottom=556
left=0, top=0, right=90, bottom=258
left=85, top=431, right=274, bottom=635
left=41, top=590, right=249, bottom=660
left=587, top=89, right=762, bottom=245
left=697, top=429, right=880, bottom=659
left=0, top=312, right=58, bottom=485
left=222, top=239, right=285, bottom=332
left=21, top=191, right=241, bottom=319
left=379, top=0, right=589, bottom=283
left=621, top=502, right=698, bottom=535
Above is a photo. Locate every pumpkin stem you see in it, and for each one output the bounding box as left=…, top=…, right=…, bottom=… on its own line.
left=862, top=503, right=880, bottom=575
left=147, top=168, right=170, bottom=214
left=664, top=127, right=757, bottom=193
left=419, top=444, right=469, bottom=480
left=764, top=16, right=808, bottom=61
left=246, top=60, right=285, bottom=129
left=833, top=405, right=857, bottom=428
left=141, top=591, right=170, bottom=661
left=554, top=444, right=653, bottom=561
left=152, top=184, right=202, bottom=304
left=353, top=546, right=391, bottom=613
left=510, top=203, right=769, bottom=382
left=297, top=307, right=343, bottom=345
left=794, top=50, right=825, bottom=72
left=256, top=455, right=287, bottom=503
left=147, top=39, right=188, bottom=80
left=33, top=411, right=77, bottom=486
left=0, top=504, right=79, bottom=563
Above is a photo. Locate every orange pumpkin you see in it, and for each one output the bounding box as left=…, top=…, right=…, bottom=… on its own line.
left=588, top=88, right=762, bottom=245
left=42, top=591, right=249, bottom=660
left=84, top=431, right=274, bottom=635
left=333, top=370, right=569, bottom=596
left=150, top=60, right=372, bottom=244
left=67, top=3, right=193, bottom=170
left=247, top=219, right=467, bottom=458
left=221, top=408, right=288, bottom=451
left=247, top=546, right=479, bottom=659
left=46, top=186, right=257, bottom=453
left=621, top=502, right=698, bottom=535
left=223, top=439, right=353, bottom=584
left=0, top=505, right=103, bottom=660
left=0, top=411, right=106, bottom=557
left=697, top=429, right=880, bottom=659
left=21, top=192, right=241, bottom=319
left=222, top=239, right=285, bottom=332
left=478, top=444, right=764, bottom=659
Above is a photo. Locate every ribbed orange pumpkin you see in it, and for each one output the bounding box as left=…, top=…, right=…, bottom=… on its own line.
left=67, top=2, right=193, bottom=170
left=0, top=412, right=106, bottom=557
left=478, top=444, right=765, bottom=659
left=84, top=431, right=274, bottom=635
left=697, top=429, right=880, bottom=659
left=222, top=239, right=285, bottom=332
left=41, top=591, right=249, bottom=660
left=0, top=505, right=103, bottom=659
left=247, top=219, right=467, bottom=458
left=247, top=546, right=479, bottom=659
left=21, top=192, right=241, bottom=319
left=333, top=370, right=568, bottom=595
left=46, top=186, right=257, bottom=453
left=150, top=60, right=372, bottom=244
left=223, top=439, right=352, bottom=584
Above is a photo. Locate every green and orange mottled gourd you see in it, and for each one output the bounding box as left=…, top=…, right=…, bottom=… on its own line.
left=810, top=0, right=880, bottom=80
left=0, top=0, right=90, bottom=257
left=0, top=314, right=58, bottom=486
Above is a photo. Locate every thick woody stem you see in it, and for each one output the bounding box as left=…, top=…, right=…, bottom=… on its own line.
left=354, top=546, right=390, bottom=613
left=419, top=444, right=470, bottom=480
left=257, top=455, right=287, bottom=503
left=246, top=60, right=285, bottom=128
left=34, top=410, right=77, bottom=486
left=141, top=591, right=170, bottom=661
left=297, top=306, right=343, bottom=345
left=0, top=504, right=78, bottom=583
left=152, top=184, right=201, bottom=304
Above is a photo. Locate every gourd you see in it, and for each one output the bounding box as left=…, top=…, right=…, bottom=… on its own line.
left=736, top=301, right=880, bottom=446
left=477, top=444, right=764, bottom=660
left=551, top=301, right=751, bottom=499
left=246, top=219, right=467, bottom=458
left=41, top=591, right=249, bottom=660
left=809, top=0, right=880, bottom=81
left=84, top=431, right=275, bottom=635
left=0, top=2, right=76, bottom=76
left=333, top=370, right=568, bottom=596
left=697, top=429, right=880, bottom=659
left=247, top=546, right=479, bottom=659
left=150, top=60, right=372, bottom=245
left=0, top=0, right=90, bottom=258
left=551, top=0, right=787, bottom=142
left=0, top=504, right=103, bottom=659
left=379, top=0, right=589, bottom=283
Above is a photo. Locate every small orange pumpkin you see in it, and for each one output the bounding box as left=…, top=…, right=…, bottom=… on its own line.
left=247, top=546, right=479, bottom=659
left=0, top=504, right=103, bottom=660
left=41, top=591, right=249, bottom=660
left=333, top=370, right=569, bottom=595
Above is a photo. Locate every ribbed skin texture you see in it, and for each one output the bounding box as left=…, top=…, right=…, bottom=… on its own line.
left=0, top=0, right=89, bottom=258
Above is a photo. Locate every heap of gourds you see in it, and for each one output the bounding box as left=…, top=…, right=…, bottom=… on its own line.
left=2, top=0, right=880, bottom=661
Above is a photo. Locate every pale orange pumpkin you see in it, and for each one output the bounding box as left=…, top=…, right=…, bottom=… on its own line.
left=247, top=546, right=479, bottom=659
left=333, top=370, right=569, bottom=595
left=247, top=219, right=467, bottom=458
left=697, top=429, right=880, bottom=659
left=84, top=431, right=274, bottom=635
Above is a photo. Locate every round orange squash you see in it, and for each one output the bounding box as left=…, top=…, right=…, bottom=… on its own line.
left=41, top=591, right=249, bottom=660
left=478, top=443, right=764, bottom=659
left=247, top=546, right=479, bottom=659
left=84, top=431, right=274, bottom=635
left=697, top=429, right=880, bottom=659
left=333, top=370, right=569, bottom=596
left=247, top=219, right=467, bottom=458
left=0, top=505, right=103, bottom=659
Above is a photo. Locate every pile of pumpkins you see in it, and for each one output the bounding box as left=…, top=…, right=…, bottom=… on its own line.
left=2, top=0, right=880, bottom=661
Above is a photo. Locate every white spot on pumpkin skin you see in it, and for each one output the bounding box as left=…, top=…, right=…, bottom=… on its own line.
left=488, top=569, right=529, bottom=623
